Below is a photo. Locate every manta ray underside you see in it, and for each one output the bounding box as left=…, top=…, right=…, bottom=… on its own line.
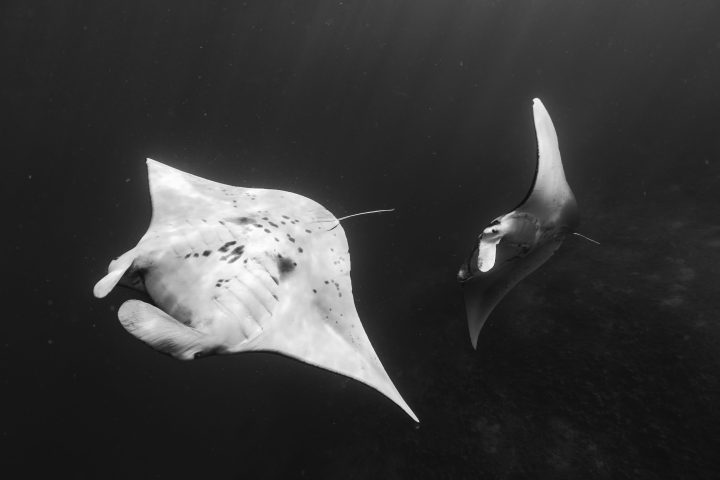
left=457, top=98, right=580, bottom=348
left=94, top=159, right=418, bottom=422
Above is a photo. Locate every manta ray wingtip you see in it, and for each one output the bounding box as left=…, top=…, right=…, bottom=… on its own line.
left=390, top=386, right=419, bottom=422
left=468, top=317, right=482, bottom=351
left=145, top=157, right=170, bottom=175
left=388, top=391, right=419, bottom=422
left=145, top=158, right=173, bottom=174
left=532, top=97, right=551, bottom=121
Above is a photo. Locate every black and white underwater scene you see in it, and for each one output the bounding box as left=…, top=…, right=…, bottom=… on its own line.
left=4, top=1, right=720, bottom=478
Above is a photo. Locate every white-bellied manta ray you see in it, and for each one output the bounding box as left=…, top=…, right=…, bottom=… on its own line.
left=457, top=98, right=581, bottom=349
left=94, top=159, right=418, bottom=422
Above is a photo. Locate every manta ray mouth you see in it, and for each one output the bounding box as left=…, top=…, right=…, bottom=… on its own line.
left=118, top=281, right=158, bottom=306
left=116, top=267, right=175, bottom=319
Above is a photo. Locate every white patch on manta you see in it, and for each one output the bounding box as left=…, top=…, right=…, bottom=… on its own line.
left=94, top=158, right=418, bottom=422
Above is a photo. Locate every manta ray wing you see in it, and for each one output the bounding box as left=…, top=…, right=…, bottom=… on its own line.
left=519, top=98, right=579, bottom=222
left=459, top=98, right=580, bottom=348
left=463, top=239, right=564, bottom=348
left=94, top=159, right=418, bottom=422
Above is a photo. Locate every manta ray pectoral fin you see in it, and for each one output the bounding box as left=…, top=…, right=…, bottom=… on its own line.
left=522, top=98, right=578, bottom=223
left=118, top=299, right=209, bottom=360
left=463, top=280, right=497, bottom=349
left=463, top=239, right=563, bottom=349
left=93, top=250, right=136, bottom=298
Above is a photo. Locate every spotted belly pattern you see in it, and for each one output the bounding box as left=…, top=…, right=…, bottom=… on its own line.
left=94, top=158, right=418, bottom=422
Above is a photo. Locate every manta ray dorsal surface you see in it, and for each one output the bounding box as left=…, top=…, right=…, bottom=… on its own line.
left=94, top=159, right=418, bottom=422
left=458, top=98, right=580, bottom=348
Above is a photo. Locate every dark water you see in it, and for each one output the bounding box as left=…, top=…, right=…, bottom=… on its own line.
left=3, top=1, right=720, bottom=478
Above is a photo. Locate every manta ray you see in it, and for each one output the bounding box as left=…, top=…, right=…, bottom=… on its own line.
left=457, top=98, right=581, bottom=348
left=94, top=159, right=418, bottom=422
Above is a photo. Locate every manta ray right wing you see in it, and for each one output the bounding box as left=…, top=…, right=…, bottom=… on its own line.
left=458, top=98, right=580, bottom=348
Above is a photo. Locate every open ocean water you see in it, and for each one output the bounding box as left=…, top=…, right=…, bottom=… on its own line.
left=3, top=1, right=720, bottom=478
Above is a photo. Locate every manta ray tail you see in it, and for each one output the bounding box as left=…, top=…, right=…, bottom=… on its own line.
left=118, top=300, right=209, bottom=360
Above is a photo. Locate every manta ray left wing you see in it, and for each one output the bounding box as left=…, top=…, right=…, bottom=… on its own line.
left=94, top=159, right=418, bottom=422
left=457, top=98, right=580, bottom=348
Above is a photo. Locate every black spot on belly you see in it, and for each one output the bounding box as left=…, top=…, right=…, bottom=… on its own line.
left=276, top=255, right=296, bottom=276
left=229, top=216, right=253, bottom=225
left=218, top=240, right=237, bottom=252
left=226, top=245, right=245, bottom=263
left=193, top=253, right=199, bottom=258
left=202, top=250, right=212, bottom=257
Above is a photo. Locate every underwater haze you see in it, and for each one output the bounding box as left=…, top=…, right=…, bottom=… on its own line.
left=3, top=0, right=720, bottom=478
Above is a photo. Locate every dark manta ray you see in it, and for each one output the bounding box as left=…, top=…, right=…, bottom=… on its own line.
left=94, top=159, right=418, bottom=422
left=457, top=98, right=580, bottom=348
